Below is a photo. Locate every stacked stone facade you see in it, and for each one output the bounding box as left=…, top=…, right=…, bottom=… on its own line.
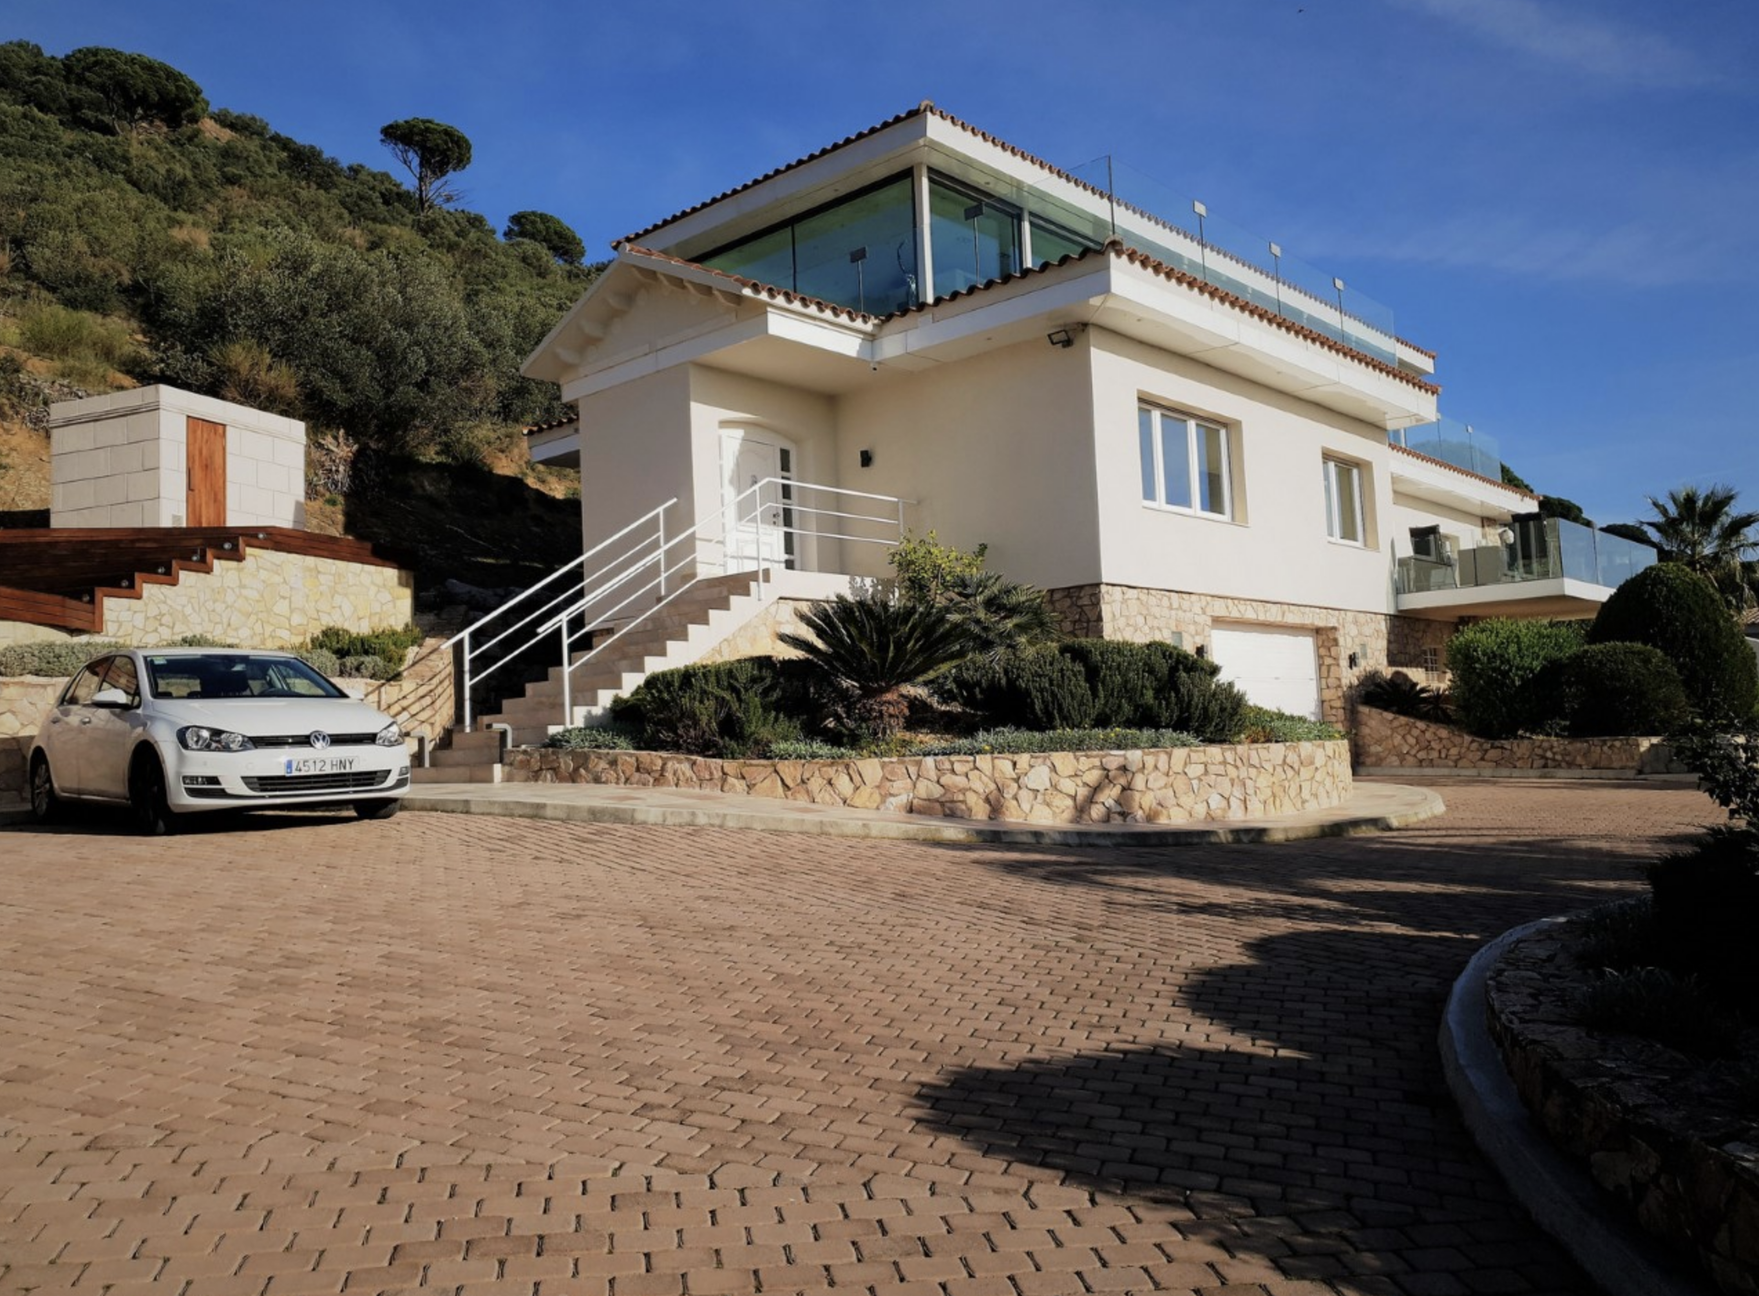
left=1353, top=705, right=1679, bottom=774
left=1046, top=583, right=1457, bottom=727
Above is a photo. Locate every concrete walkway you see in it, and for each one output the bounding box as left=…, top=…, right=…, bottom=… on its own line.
left=402, top=777, right=1444, bottom=845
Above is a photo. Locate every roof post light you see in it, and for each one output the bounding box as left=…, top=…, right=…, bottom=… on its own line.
left=1333, top=276, right=1349, bottom=347
left=1193, top=200, right=1209, bottom=282
left=1268, top=241, right=1284, bottom=317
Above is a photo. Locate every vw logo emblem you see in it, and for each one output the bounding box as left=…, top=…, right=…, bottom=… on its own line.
left=309, top=731, right=332, bottom=750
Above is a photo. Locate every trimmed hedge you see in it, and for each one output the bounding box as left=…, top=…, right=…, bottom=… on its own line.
left=304, top=624, right=424, bottom=677
left=0, top=639, right=120, bottom=678
left=1588, top=563, right=1758, bottom=721
left=1561, top=642, right=1689, bottom=737
left=609, top=657, right=811, bottom=758
left=1445, top=618, right=1585, bottom=738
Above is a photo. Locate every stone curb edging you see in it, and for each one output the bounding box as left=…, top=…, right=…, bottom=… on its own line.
left=1439, top=917, right=1712, bottom=1296
left=1360, top=767, right=1697, bottom=783
left=395, top=782, right=1445, bottom=846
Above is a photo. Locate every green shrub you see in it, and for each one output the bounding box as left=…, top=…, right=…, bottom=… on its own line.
left=610, top=657, right=803, bottom=758
left=305, top=624, right=423, bottom=676
left=1445, top=618, right=1586, bottom=738
left=297, top=647, right=341, bottom=678
left=942, top=646, right=1096, bottom=731
left=1575, top=965, right=1741, bottom=1057
left=886, top=530, right=987, bottom=605
left=14, top=301, right=137, bottom=368
left=0, top=638, right=120, bottom=677
left=910, top=727, right=1200, bottom=756
left=768, top=738, right=860, bottom=761
left=1646, top=833, right=1759, bottom=1006
left=335, top=654, right=396, bottom=681
left=543, top=724, right=641, bottom=751
left=944, top=639, right=1245, bottom=740
left=1570, top=897, right=1659, bottom=973
left=1357, top=669, right=1450, bottom=722
left=156, top=633, right=236, bottom=647
left=1236, top=706, right=1343, bottom=743
left=1560, top=642, right=1689, bottom=737
left=1589, top=563, right=1758, bottom=721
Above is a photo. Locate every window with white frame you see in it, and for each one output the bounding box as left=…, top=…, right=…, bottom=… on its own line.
left=1137, top=404, right=1231, bottom=518
left=1322, top=457, right=1365, bottom=544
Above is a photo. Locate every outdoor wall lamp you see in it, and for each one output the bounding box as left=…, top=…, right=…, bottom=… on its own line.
left=1046, top=329, right=1074, bottom=349
left=859, top=449, right=873, bottom=468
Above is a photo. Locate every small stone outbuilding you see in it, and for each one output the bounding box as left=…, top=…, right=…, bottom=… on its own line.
left=49, top=385, right=306, bottom=530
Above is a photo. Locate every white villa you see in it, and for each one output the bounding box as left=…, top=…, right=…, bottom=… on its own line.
left=503, top=102, right=1652, bottom=734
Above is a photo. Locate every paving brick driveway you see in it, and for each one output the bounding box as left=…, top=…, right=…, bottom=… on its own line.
left=0, top=780, right=1718, bottom=1296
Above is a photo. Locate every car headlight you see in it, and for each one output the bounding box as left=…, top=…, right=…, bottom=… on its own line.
left=375, top=722, right=403, bottom=748
left=179, top=726, right=254, bottom=752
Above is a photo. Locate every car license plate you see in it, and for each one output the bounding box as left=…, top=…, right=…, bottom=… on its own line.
left=285, top=757, right=356, bottom=774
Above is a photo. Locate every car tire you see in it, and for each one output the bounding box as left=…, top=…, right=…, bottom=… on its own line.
left=354, top=798, right=401, bottom=821
left=28, top=753, right=60, bottom=825
left=130, top=753, right=178, bottom=837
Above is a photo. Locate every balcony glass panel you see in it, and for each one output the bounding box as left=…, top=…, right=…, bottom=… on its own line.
left=1395, top=517, right=1659, bottom=597
left=930, top=177, right=1021, bottom=299
left=1391, top=419, right=1502, bottom=480
left=1029, top=214, right=1097, bottom=267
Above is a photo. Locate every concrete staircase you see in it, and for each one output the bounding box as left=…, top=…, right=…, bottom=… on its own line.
left=413, top=570, right=775, bottom=784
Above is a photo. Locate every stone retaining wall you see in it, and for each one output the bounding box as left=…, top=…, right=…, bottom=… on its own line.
left=1488, top=924, right=1759, bottom=1295
left=102, top=548, right=412, bottom=646
left=504, top=739, right=1351, bottom=824
left=0, top=676, right=67, bottom=805
left=1352, top=704, right=1677, bottom=773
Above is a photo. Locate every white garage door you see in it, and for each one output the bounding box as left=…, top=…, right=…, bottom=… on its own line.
left=1210, top=624, right=1321, bottom=720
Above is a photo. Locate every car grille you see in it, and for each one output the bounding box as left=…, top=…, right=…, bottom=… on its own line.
left=250, top=733, right=379, bottom=748
left=241, top=771, right=392, bottom=794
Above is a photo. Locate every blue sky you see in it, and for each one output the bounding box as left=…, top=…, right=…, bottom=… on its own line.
left=13, top=0, right=1758, bottom=525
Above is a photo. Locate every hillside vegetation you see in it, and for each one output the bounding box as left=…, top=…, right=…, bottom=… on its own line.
left=0, top=40, right=588, bottom=586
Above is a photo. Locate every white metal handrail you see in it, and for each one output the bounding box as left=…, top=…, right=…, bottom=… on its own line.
left=412, top=479, right=913, bottom=732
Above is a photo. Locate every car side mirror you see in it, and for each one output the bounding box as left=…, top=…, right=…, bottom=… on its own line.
left=91, top=687, right=132, bottom=709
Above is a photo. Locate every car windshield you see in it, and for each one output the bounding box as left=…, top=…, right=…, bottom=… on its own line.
left=142, top=653, right=346, bottom=701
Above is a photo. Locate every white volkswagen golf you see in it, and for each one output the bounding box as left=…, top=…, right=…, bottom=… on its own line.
left=29, top=647, right=410, bottom=833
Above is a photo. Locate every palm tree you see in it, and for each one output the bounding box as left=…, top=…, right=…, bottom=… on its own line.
left=944, top=570, right=1062, bottom=661
left=1643, top=484, right=1759, bottom=611
left=779, top=594, right=977, bottom=737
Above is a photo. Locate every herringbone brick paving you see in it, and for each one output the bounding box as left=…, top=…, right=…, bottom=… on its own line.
left=0, top=780, right=1717, bottom=1296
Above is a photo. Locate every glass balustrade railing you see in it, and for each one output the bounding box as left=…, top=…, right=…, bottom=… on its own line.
left=1390, top=419, right=1501, bottom=480
left=1057, top=158, right=1400, bottom=365
left=1396, top=517, right=1658, bottom=598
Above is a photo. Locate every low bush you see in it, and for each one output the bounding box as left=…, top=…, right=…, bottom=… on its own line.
left=768, top=738, right=861, bottom=761
left=336, top=654, right=397, bottom=681
left=543, top=724, right=641, bottom=751
left=610, top=657, right=805, bottom=758
left=1236, top=706, right=1344, bottom=743
left=1589, top=563, right=1759, bottom=721
left=1646, top=833, right=1759, bottom=1006
left=1570, top=897, right=1659, bottom=973
left=1357, top=670, right=1450, bottom=722
left=297, top=647, right=341, bottom=678
left=1575, top=965, right=1741, bottom=1058
left=305, top=624, right=424, bottom=676
left=1445, top=618, right=1585, bottom=738
left=944, top=639, right=1245, bottom=741
left=911, top=727, right=1201, bottom=756
left=1560, top=642, right=1689, bottom=737
left=0, top=639, right=120, bottom=677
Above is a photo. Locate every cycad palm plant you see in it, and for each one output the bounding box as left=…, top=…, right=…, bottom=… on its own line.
left=779, top=594, right=978, bottom=737
left=1644, top=484, right=1759, bottom=611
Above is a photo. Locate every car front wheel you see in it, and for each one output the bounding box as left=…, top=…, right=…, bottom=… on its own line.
left=130, top=753, right=178, bottom=836
left=29, top=753, right=60, bottom=824
left=353, top=798, right=401, bottom=821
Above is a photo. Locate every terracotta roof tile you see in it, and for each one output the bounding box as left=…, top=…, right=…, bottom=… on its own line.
left=1389, top=440, right=1528, bottom=495
left=620, top=245, right=883, bottom=323
left=523, top=414, right=578, bottom=436
left=1397, top=336, right=1437, bottom=359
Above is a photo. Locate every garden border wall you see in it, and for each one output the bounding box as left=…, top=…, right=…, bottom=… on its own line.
left=1353, top=704, right=1680, bottom=775
left=1487, top=923, right=1759, bottom=1295
left=503, top=739, right=1351, bottom=825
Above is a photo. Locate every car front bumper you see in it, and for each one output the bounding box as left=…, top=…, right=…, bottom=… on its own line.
left=166, top=747, right=410, bottom=811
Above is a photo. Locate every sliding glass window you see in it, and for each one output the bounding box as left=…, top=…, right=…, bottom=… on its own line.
left=700, top=174, right=918, bottom=316
left=929, top=176, right=1021, bottom=299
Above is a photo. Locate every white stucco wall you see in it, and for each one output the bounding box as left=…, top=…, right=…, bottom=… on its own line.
left=1087, top=328, right=1398, bottom=616
left=576, top=366, right=695, bottom=561
left=833, top=336, right=1103, bottom=589
left=49, top=386, right=305, bottom=529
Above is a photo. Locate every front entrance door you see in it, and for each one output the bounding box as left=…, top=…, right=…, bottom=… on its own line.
left=186, top=418, right=227, bottom=526
left=721, top=431, right=796, bottom=574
